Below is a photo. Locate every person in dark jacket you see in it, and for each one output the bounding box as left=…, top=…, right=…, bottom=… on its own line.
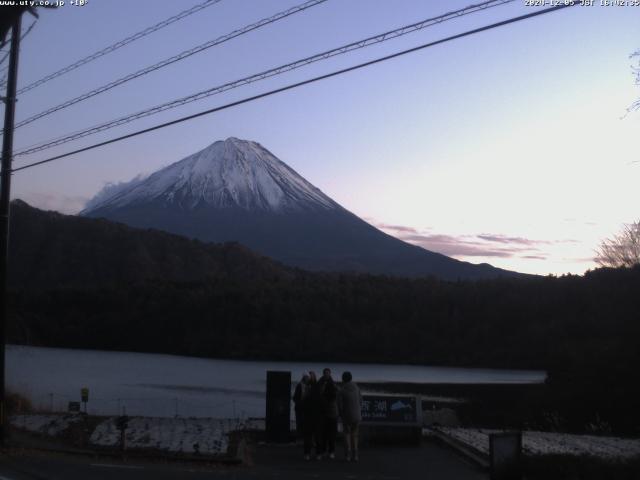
left=338, top=371, right=362, bottom=461
left=315, top=367, right=338, bottom=459
left=292, top=373, right=309, bottom=439
left=309, top=370, right=324, bottom=459
left=301, top=371, right=318, bottom=460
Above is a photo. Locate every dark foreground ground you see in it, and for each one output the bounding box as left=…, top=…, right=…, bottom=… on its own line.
left=0, top=440, right=487, bottom=480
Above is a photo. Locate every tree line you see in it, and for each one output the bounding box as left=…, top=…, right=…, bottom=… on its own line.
left=8, top=265, right=640, bottom=434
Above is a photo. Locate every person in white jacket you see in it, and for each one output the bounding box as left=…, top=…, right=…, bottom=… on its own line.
left=338, top=371, right=362, bottom=461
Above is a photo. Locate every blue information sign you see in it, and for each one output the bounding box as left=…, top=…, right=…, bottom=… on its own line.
left=361, top=395, right=418, bottom=424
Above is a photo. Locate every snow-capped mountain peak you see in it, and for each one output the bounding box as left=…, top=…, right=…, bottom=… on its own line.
left=83, top=138, right=338, bottom=213
left=81, top=137, right=518, bottom=280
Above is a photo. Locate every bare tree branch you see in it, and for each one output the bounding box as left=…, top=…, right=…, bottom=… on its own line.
left=595, top=220, right=640, bottom=268
left=627, top=49, right=640, bottom=113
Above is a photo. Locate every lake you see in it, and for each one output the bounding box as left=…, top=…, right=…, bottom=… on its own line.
left=8, top=344, right=545, bottom=418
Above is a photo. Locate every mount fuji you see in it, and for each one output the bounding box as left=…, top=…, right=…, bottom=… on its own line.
left=81, top=137, right=517, bottom=280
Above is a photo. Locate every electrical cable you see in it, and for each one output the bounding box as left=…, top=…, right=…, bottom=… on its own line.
left=0, top=19, right=37, bottom=90
left=12, top=3, right=577, bottom=174
left=10, top=0, right=328, bottom=131
left=16, top=0, right=225, bottom=95
left=13, top=0, right=515, bottom=155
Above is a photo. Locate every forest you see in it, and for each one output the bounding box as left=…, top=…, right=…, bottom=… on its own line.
left=7, top=200, right=640, bottom=434
left=9, top=267, right=640, bottom=434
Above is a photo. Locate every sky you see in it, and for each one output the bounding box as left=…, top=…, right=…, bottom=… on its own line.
left=2, top=0, right=639, bottom=276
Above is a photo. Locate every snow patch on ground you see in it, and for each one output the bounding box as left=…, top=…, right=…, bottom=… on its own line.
left=241, top=417, right=265, bottom=431
left=435, top=427, right=640, bottom=460
left=90, top=417, right=240, bottom=455
left=240, top=417, right=296, bottom=432
left=10, top=414, right=83, bottom=436
left=12, top=413, right=243, bottom=456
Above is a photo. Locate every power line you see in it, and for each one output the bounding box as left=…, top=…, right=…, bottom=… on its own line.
left=0, top=50, right=9, bottom=69
left=15, top=0, right=224, bottom=96
left=10, top=0, right=328, bottom=131
left=12, top=3, right=577, bottom=174
left=13, top=0, right=516, bottom=157
left=0, top=19, right=36, bottom=84
left=12, top=0, right=512, bottom=152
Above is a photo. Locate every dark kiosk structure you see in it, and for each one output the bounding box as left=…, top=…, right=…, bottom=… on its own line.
left=265, top=370, right=291, bottom=443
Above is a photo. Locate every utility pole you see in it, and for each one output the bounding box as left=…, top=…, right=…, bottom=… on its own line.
left=0, top=12, right=22, bottom=449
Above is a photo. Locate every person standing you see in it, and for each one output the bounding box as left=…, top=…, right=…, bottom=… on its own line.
left=292, top=373, right=309, bottom=439
left=302, top=371, right=319, bottom=460
left=316, top=367, right=338, bottom=459
left=338, top=371, right=362, bottom=462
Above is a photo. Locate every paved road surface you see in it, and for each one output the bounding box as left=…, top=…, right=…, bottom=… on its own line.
left=0, top=441, right=488, bottom=480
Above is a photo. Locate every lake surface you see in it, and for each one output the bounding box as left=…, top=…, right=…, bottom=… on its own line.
left=9, top=345, right=545, bottom=418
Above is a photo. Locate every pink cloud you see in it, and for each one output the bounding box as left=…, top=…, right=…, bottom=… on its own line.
left=377, top=223, right=562, bottom=260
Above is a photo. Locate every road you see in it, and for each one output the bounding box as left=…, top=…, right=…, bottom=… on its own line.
left=0, top=441, right=488, bottom=480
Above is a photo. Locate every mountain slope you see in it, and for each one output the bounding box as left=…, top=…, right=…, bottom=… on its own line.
left=82, top=137, right=520, bottom=280
left=8, top=200, right=290, bottom=290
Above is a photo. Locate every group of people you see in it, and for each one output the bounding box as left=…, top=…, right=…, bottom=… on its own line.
left=292, top=368, right=362, bottom=462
